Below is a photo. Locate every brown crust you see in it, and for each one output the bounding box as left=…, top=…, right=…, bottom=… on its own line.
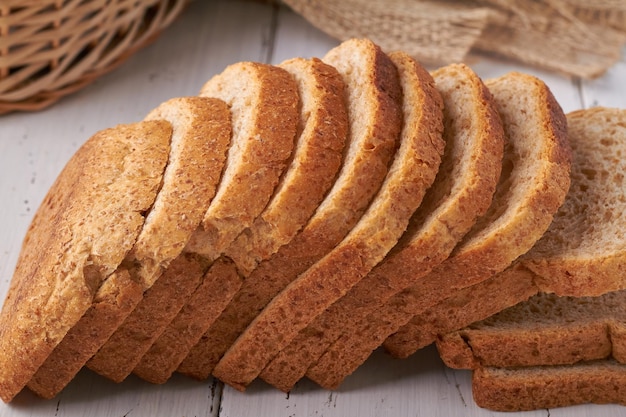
left=184, top=62, right=299, bottom=260
left=306, top=63, right=505, bottom=390
left=133, top=257, right=242, bottom=384
left=81, top=97, right=233, bottom=384
left=259, top=51, right=445, bottom=392
left=381, top=72, right=572, bottom=361
left=472, top=360, right=626, bottom=411
left=177, top=38, right=403, bottom=383
left=0, top=121, right=171, bottom=402
left=526, top=107, right=626, bottom=296
left=26, top=97, right=232, bottom=397
left=134, top=57, right=348, bottom=384
left=438, top=288, right=626, bottom=370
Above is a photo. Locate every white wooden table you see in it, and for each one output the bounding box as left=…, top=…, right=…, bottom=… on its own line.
left=1, top=1, right=625, bottom=416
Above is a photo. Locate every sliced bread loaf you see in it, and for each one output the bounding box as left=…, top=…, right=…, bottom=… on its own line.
left=258, top=51, right=446, bottom=392
left=379, top=72, right=572, bottom=361
left=27, top=97, right=232, bottom=397
left=299, top=63, right=505, bottom=390
left=132, top=57, right=348, bottom=384
left=308, top=71, right=571, bottom=389
left=472, top=360, right=626, bottom=411
left=431, top=107, right=626, bottom=370
left=212, top=48, right=442, bottom=391
left=176, top=38, right=403, bottom=382
left=0, top=121, right=172, bottom=402
left=84, top=63, right=301, bottom=384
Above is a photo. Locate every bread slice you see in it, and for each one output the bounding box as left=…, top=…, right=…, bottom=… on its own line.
left=398, top=263, right=538, bottom=366
left=309, top=71, right=571, bottom=389
left=84, top=63, right=300, bottom=384
left=427, top=107, right=626, bottom=368
left=0, top=121, right=171, bottom=402
left=438, top=289, right=626, bottom=370
left=211, top=47, right=441, bottom=391
left=176, top=38, right=403, bottom=382
left=24, top=97, right=231, bottom=398
left=379, top=72, right=572, bottom=361
left=184, top=62, right=299, bottom=260
left=472, top=360, right=626, bottom=411
left=132, top=57, right=348, bottom=384
left=523, top=107, right=626, bottom=296
left=258, top=51, right=446, bottom=392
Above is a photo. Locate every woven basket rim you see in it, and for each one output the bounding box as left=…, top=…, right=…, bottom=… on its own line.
left=0, top=0, right=188, bottom=115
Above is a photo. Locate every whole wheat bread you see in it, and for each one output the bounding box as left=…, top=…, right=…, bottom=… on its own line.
left=259, top=51, right=446, bottom=392
left=27, top=97, right=232, bottom=396
left=84, top=63, right=300, bottom=384
left=184, top=62, right=299, bottom=260
left=212, top=47, right=444, bottom=391
left=177, top=38, right=403, bottom=382
left=472, top=360, right=626, bottom=411
left=300, top=63, right=505, bottom=390
left=309, top=71, right=571, bottom=389
left=133, top=57, right=348, bottom=384
left=0, top=121, right=172, bottom=402
left=431, top=107, right=626, bottom=371
left=379, top=72, right=572, bottom=361
left=438, top=289, right=626, bottom=370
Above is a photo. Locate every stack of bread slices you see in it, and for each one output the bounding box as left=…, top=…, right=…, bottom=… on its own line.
left=1, top=37, right=625, bottom=412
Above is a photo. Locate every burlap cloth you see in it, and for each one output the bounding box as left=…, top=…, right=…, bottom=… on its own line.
left=283, top=0, right=626, bottom=78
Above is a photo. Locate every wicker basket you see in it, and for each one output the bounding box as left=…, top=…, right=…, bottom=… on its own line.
left=0, top=0, right=187, bottom=115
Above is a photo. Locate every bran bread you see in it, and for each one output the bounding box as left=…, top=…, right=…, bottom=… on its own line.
left=421, top=107, right=626, bottom=368
left=524, top=107, right=626, bottom=296
left=85, top=63, right=300, bottom=384
left=400, top=263, right=538, bottom=365
left=133, top=57, right=348, bottom=384
left=27, top=97, right=232, bottom=397
left=0, top=121, right=172, bottom=402
left=380, top=72, right=572, bottom=361
left=132, top=257, right=242, bottom=384
left=259, top=51, right=446, bottom=392
left=211, top=49, right=440, bottom=391
left=223, top=58, right=348, bottom=276
left=308, top=71, right=571, bottom=389
left=184, top=62, right=299, bottom=260
left=176, top=38, right=403, bottom=382
left=300, top=63, right=505, bottom=390
left=472, top=360, right=626, bottom=411
left=438, top=289, right=626, bottom=370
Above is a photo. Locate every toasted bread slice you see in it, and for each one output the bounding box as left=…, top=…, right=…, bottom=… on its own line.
left=212, top=48, right=439, bottom=391
left=380, top=72, right=571, bottom=362
left=0, top=121, right=171, bottom=402
left=25, top=98, right=231, bottom=398
left=176, top=38, right=403, bottom=382
left=424, top=107, right=626, bottom=369
left=258, top=51, right=445, bottom=392
left=133, top=57, right=348, bottom=384
left=472, top=360, right=626, bottom=411
left=83, top=63, right=300, bottom=384
left=308, top=71, right=571, bottom=390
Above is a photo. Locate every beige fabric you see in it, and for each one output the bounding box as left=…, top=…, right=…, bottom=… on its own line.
left=283, top=0, right=626, bottom=78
